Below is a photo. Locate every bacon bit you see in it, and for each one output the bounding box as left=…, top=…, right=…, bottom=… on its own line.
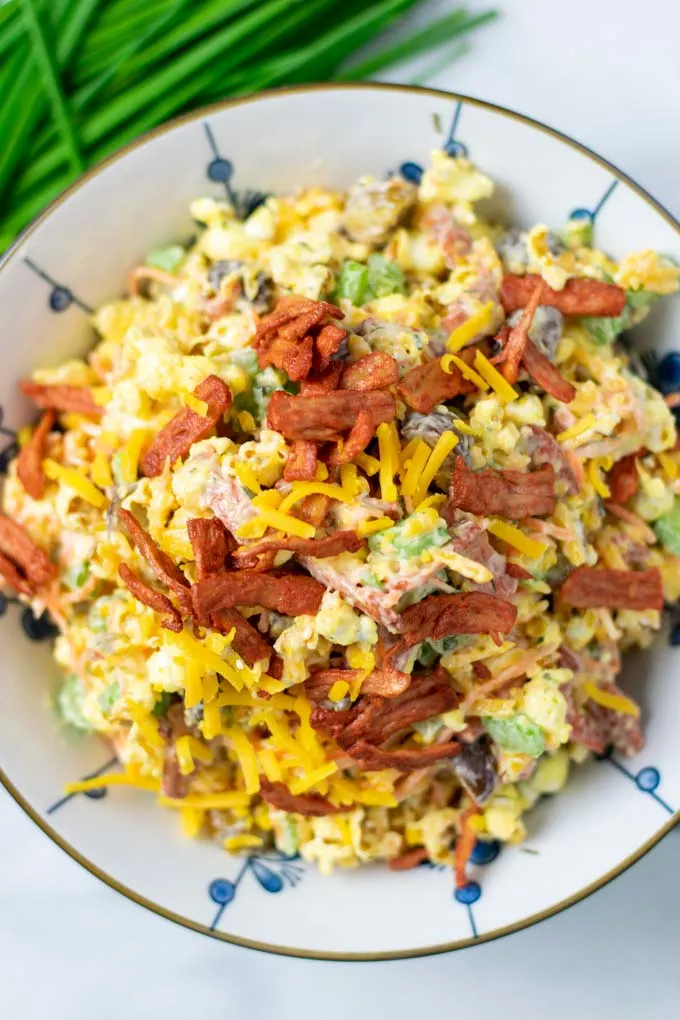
left=448, top=457, right=556, bottom=519
left=565, top=681, right=643, bottom=757
left=159, top=703, right=191, bottom=799
left=260, top=779, right=351, bottom=816
left=128, top=265, right=180, bottom=296
left=398, top=592, right=517, bottom=647
left=329, top=410, right=374, bottom=466
left=607, top=452, right=641, bottom=504
left=187, top=518, right=232, bottom=580
left=389, top=847, right=429, bottom=871
left=192, top=570, right=325, bottom=617
left=349, top=738, right=460, bottom=772
left=267, top=390, right=395, bottom=442
left=505, top=562, right=532, bottom=580
left=501, top=278, right=543, bottom=384
left=603, top=501, right=657, bottom=543
left=268, top=653, right=284, bottom=679
left=299, top=363, right=343, bottom=396
left=118, top=563, right=183, bottom=632
left=472, top=661, right=492, bottom=680
left=297, top=493, right=331, bottom=528
left=17, top=410, right=55, bottom=500
left=284, top=440, right=318, bottom=482
left=0, top=515, right=56, bottom=588
left=233, top=530, right=362, bottom=568
left=142, top=375, right=232, bottom=477
left=463, top=645, right=558, bottom=711
left=559, top=566, right=663, bottom=611
left=454, top=808, right=479, bottom=889
left=19, top=381, right=102, bottom=417
left=558, top=645, right=581, bottom=671
left=397, top=351, right=476, bottom=414
left=314, top=323, right=348, bottom=371
left=213, top=607, right=272, bottom=665
left=522, top=339, right=576, bottom=403
left=500, top=274, right=627, bottom=317
left=305, top=667, right=411, bottom=702
left=341, top=352, right=399, bottom=391
left=0, top=550, right=35, bottom=596
left=261, top=334, right=314, bottom=381
left=665, top=393, right=680, bottom=409
left=525, top=425, right=581, bottom=493
left=118, top=508, right=191, bottom=611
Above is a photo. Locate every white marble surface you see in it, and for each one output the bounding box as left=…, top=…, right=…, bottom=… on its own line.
left=2, top=0, right=679, bottom=1015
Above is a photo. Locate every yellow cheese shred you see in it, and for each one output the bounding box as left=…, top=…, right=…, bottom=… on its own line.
left=355, top=452, right=380, bottom=476
left=557, top=414, right=596, bottom=444
left=225, top=729, right=260, bottom=794
left=474, top=350, right=518, bottom=404
left=329, top=680, right=350, bottom=702
left=179, top=807, right=205, bottom=838
left=257, top=748, right=283, bottom=783
left=43, top=459, right=106, bottom=508
left=658, top=451, right=678, bottom=481
left=401, top=440, right=431, bottom=497
left=434, top=547, right=493, bottom=584
left=446, top=301, right=495, bottom=353
left=90, top=450, right=113, bottom=489
left=234, top=461, right=262, bottom=495
left=587, top=460, right=611, bottom=499
left=158, top=792, right=252, bottom=810
left=278, top=482, right=350, bottom=514
left=242, top=504, right=316, bottom=539
left=118, top=429, right=148, bottom=484
left=356, top=516, right=393, bottom=537
left=289, top=762, right=338, bottom=795
left=224, top=834, right=264, bottom=852
left=414, top=431, right=459, bottom=503
left=487, top=519, right=546, bottom=559
left=583, top=680, right=640, bottom=717
left=377, top=422, right=399, bottom=502
left=442, top=355, right=489, bottom=392
left=175, top=735, right=214, bottom=776
left=201, top=701, right=222, bottom=740
left=64, top=772, right=160, bottom=795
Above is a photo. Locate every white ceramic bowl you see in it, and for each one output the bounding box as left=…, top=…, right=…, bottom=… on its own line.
left=1, top=84, right=678, bottom=961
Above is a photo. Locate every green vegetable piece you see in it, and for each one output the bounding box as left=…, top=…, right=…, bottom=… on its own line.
left=229, top=347, right=259, bottom=378
left=64, top=561, right=90, bottom=591
left=366, top=253, right=405, bottom=298
left=482, top=714, right=546, bottom=757
left=581, top=289, right=659, bottom=345
left=55, top=674, right=93, bottom=732
left=335, top=260, right=369, bottom=306
left=97, top=680, right=120, bottom=714
left=152, top=692, right=174, bottom=718
left=654, top=498, right=680, bottom=555
left=146, top=244, right=185, bottom=273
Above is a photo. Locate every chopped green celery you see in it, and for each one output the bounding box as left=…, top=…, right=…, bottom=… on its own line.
left=64, top=561, right=90, bottom=591
left=277, top=816, right=299, bottom=857
left=366, top=254, right=405, bottom=298
left=482, top=714, right=545, bottom=757
left=151, top=691, right=173, bottom=718
left=234, top=365, right=285, bottom=423
left=334, top=260, right=369, bottom=306
left=412, top=717, right=444, bottom=742
left=654, top=497, right=680, bottom=555
left=229, top=347, right=259, bottom=378
left=359, top=569, right=384, bottom=589
left=562, top=217, right=593, bottom=249
left=417, top=635, right=459, bottom=667
left=581, top=289, right=659, bottom=345
left=145, top=244, right=185, bottom=273
left=55, top=674, right=93, bottom=732
left=97, top=680, right=120, bottom=714
left=369, top=514, right=449, bottom=559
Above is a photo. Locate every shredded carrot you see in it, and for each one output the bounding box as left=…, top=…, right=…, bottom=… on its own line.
left=454, top=808, right=479, bottom=889
left=604, top=501, right=657, bottom=544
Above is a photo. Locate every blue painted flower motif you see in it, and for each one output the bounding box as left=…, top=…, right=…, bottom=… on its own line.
left=208, top=852, right=304, bottom=931
left=603, top=753, right=675, bottom=814
left=202, top=122, right=268, bottom=221
left=569, top=179, right=618, bottom=224
left=399, top=100, right=466, bottom=186
left=656, top=351, right=680, bottom=395
left=22, top=257, right=93, bottom=314
left=46, top=757, right=118, bottom=816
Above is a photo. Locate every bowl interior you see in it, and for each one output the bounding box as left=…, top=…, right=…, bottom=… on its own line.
left=0, top=84, right=678, bottom=959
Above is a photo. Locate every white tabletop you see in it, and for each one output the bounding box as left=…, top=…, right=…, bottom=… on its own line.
left=2, top=1, right=679, bottom=1015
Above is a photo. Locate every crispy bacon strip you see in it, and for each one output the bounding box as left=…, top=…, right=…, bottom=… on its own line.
left=267, top=390, right=395, bottom=441
left=0, top=515, right=56, bottom=588
left=341, top=352, right=398, bottom=391
left=17, top=410, right=55, bottom=500
left=255, top=298, right=342, bottom=349
left=502, top=278, right=543, bottom=384
left=260, top=334, right=314, bottom=381
left=399, top=592, right=517, bottom=646
left=233, top=530, right=362, bottom=568
left=159, top=702, right=191, bottom=798
left=505, top=562, right=532, bottom=580
left=187, top=518, right=232, bottom=580
left=19, top=380, right=102, bottom=417
left=389, top=847, right=429, bottom=871
left=348, top=738, right=460, bottom=772
left=607, top=452, right=641, bottom=504
left=284, top=440, right=318, bottom=482
left=522, top=339, right=576, bottom=403
left=118, top=508, right=191, bottom=611
left=559, top=566, right=663, bottom=611
left=193, top=570, right=325, bottom=617
left=314, top=322, right=347, bottom=371
left=397, top=352, right=476, bottom=414
left=214, top=607, right=272, bottom=664
left=142, top=375, right=232, bottom=477
left=0, top=550, right=35, bottom=596
left=259, top=779, right=350, bottom=816
left=329, top=410, right=374, bottom=466
left=448, top=457, right=556, bottom=519
left=118, top=563, right=182, bottom=632
left=305, top=667, right=410, bottom=702
left=500, top=274, right=626, bottom=317
left=299, top=363, right=343, bottom=396
left=472, top=661, right=492, bottom=680
left=566, top=681, right=643, bottom=757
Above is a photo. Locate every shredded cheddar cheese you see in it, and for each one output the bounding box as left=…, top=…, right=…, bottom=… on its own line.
left=474, top=350, right=518, bottom=404
left=289, top=762, right=338, bottom=795
left=356, top=516, right=393, bottom=537
left=64, top=772, right=160, bottom=795
left=557, top=414, right=596, bottom=444
left=446, top=301, right=495, bottom=353
left=158, top=792, right=252, bottom=810
left=588, top=460, right=611, bottom=499
left=118, top=429, right=147, bottom=484
left=242, top=504, right=316, bottom=539
left=355, top=451, right=380, bottom=476
left=583, top=681, right=640, bottom=717
left=413, top=431, right=459, bottom=503
left=445, top=355, right=489, bottom=391
left=487, top=519, right=546, bottom=559
left=329, top=680, right=350, bottom=702
left=224, top=834, right=264, bottom=852
left=43, top=459, right=106, bottom=508
left=377, top=421, right=399, bottom=501
left=90, top=450, right=113, bottom=488
left=278, top=482, right=350, bottom=513
left=225, top=729, right=260, bottom=794
left=401, top=440, right=431, bottom=497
